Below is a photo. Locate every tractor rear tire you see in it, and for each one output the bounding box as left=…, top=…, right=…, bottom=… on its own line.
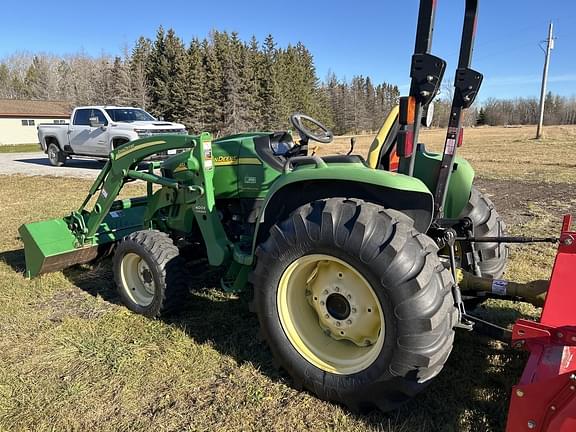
left=113, top=230, right=188, bottom=318
left=47, top=143, right=65, bottom=167
left=252, top=198, right=458, bottom=412
left=459, top=187, right=508, bottom=278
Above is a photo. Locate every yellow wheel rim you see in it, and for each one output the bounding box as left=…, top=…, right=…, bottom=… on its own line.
left=120, top=253, right=156, bottom=307
left=277, top=254, right=385, bottom=375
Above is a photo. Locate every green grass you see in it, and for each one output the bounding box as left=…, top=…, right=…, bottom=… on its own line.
left=0, top=144, right=41, bottom=153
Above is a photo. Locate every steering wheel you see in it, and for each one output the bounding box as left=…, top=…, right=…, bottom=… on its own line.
left=290, top=113, right=333, bottom=144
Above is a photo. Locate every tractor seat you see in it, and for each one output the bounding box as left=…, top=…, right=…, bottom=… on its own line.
left=321, top=154, right=366, bottom=165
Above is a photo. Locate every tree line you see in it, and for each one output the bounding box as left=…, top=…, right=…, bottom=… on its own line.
left=476, top=93, right=576, bottom=126
left=0, top=28, right=574, bottom=136
left=0, top=29, right=399, bottom=137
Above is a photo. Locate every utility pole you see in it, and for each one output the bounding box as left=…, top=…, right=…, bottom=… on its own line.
left=536, top=22, right=554, bottom=139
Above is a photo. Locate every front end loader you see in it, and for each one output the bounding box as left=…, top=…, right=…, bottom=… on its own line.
left=17, top=0, right=576, bottom=426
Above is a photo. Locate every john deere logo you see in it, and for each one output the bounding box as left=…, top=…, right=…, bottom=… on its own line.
left=214, top=155, right=239, bottom=166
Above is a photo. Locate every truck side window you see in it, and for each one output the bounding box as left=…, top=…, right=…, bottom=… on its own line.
left=73, top=109, right=91, bottom=126
left=92, top=110, right=108, bottom=126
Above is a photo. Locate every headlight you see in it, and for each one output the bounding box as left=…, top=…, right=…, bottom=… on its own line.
left=134, top=129, right=151, bottom=136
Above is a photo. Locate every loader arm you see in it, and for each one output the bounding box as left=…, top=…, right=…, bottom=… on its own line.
left=76, top=135, right=200, bottom=242
left=19, top=133, right=231, bottom=278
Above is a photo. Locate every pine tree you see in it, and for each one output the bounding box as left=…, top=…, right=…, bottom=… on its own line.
left=203, top=35, right=225, bottom=134
left=181, top=38, right=207, bottom=133
left=130, top=37, right=151, bottom=109
left=24, top=56, right=50, bottom=99
left=476, top=107, right=486, bottom=126
left=147, top=26, right=169, bottom=118
left=259, top=34, right=282, bottom=130
left=110, top=57, right=131, bottom=105
left=165, top=29, right=188, bottom=122
left=221, top=32, right=246, bottom=134
left=244, top=36, right=263, bottom=129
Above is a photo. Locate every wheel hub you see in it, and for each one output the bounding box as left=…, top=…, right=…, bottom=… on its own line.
left=305, top=260, right=380, bottom=346
left=277, top=254, right=385, bottom=374
left=326, top=293, right=351, bottom=320
left=120, top=253, right=156, bottom=306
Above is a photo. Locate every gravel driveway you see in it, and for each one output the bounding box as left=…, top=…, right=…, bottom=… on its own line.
left=0, top=152, right=103, bottom=179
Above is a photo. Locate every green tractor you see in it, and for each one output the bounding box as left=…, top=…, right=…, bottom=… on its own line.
left=20, top=0, right=514, bottom=412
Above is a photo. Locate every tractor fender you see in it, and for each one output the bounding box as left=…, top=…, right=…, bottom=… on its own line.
left=252, top=166, right=434, bottom=252
left=409, top=147, right=476, bottom=218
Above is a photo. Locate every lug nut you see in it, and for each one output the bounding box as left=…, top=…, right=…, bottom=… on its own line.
left=346, top=319, right=352, bottom=325
left=335, top=286, right=340, bottom=292
left=516, top=389, right=524, bottom=397
left=527, top=420, right=536, bottom=429
left=347, top=294, right=352, bottom=300
left=336, top=321, right=341, bottom=327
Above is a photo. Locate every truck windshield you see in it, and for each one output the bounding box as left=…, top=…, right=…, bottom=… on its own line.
left=105, top=109, right=156, bottom=122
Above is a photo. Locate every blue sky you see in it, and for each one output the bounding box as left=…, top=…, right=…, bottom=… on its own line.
left=2, top=0, right=575, bottom=100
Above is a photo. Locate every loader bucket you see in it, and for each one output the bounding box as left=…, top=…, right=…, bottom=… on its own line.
left=19, top=218, right=97, bottom=278
left=19, top=204, right=146, bottom=278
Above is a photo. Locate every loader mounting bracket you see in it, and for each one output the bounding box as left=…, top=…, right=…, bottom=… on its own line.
left=410, top=53, right=446, bottom=107
left=410, top=53, right=447, bottom=106
left=454, top=67, right=483, bottom=108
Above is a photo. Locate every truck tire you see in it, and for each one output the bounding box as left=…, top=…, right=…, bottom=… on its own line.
left=252, top=198, right=457, bottom=412
left=459, top=187, right=508, bottom=279
left=113, top=230, right=188, bottom=318
left=47, top=143, right=65, bottom=167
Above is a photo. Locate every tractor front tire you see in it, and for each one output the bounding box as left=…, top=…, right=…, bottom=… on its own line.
left=113, top=230, right=188, bottom=318
left=252, top=198, right=458, bottom=412
left=47, top=143, right=65, bottom=167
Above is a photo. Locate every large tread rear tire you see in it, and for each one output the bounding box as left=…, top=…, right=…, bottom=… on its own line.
left=113, top=230, right=188, bottom=318
left=252, top=198, right=458, bottom=412
left=459, top=187, right=508, bottom=278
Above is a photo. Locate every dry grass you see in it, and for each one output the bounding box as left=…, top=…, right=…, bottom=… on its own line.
left=329, top=124, right=576, bottom=183
left=0, top=125, right=574, bottom=431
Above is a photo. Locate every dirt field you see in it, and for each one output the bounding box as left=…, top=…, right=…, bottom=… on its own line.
left=0, top=125, right=575, bottom=431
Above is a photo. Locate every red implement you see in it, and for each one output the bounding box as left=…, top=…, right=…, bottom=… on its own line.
left=506, top=215, right=576, bottom=431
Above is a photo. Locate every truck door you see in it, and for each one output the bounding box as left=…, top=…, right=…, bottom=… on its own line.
left=69, top=108, right=109, bottom=156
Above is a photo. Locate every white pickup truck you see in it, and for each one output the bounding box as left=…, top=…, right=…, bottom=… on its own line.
left=37, top=106, right=187, bottom=166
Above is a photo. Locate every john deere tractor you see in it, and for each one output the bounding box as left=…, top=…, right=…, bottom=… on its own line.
left=20, top=0, right=517, bottom=412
